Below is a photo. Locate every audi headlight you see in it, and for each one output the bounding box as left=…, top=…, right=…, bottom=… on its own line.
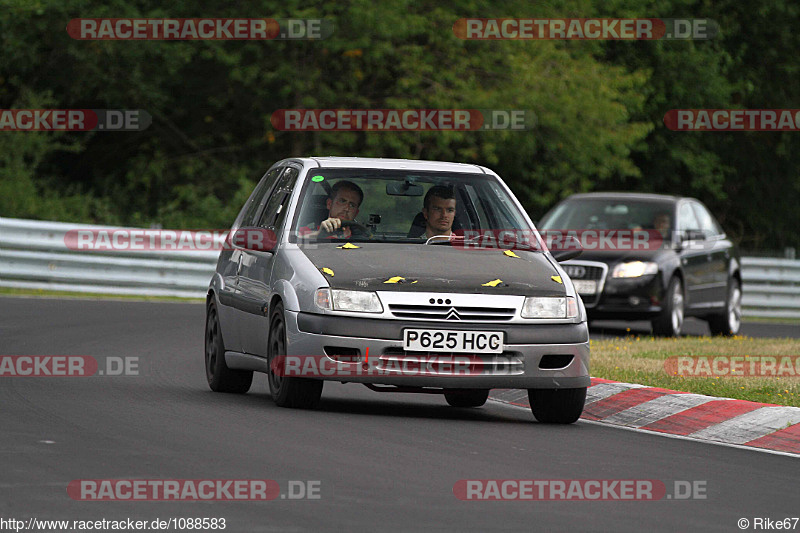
left=611, top=261, right=658, bottom=278
left=521, top=296, right=578, bottom=319
left=315, top=289, right=383, bottom=313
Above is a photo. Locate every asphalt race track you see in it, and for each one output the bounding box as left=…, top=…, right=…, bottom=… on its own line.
left=1, top=297, right=797, bottom=532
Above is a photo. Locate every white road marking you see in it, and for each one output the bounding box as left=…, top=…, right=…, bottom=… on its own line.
left=602, top=393, right=716, bottom=428
left=584, top=382, right=645, bottom=405
left=487, top=397, right=800, bottom=458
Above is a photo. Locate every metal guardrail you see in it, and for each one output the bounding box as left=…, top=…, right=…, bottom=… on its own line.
left=741, top=257, right=800, bottom=319
left=0, top=217, right=218, bottom=298
left=1, top=217, right=799, bottom=317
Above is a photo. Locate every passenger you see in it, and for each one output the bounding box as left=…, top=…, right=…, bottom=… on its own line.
left=422, top=185, right=456, bottom=238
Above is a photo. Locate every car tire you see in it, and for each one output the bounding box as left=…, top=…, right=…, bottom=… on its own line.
left=205, top=300, right=253, bottom=393
left=707, top=278, right=742, bottom=336
left=444, top=389, right=489, bottom=408
left=267, top=302, right=323, bottom=409
left=528, top=387, right=587, bottom=424
left=652, top=276, right=684, bottom=337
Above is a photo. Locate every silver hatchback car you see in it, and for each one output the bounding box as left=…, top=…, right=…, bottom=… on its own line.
left=205, top=157, right=590, bottom=423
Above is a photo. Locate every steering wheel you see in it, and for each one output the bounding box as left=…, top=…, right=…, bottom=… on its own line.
left=319, top=220, right=373, bottom=239
left=340, top=220, right=373, bottom=238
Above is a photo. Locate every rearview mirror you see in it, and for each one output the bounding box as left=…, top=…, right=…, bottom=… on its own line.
left=386, top=181, right=424, bottom=196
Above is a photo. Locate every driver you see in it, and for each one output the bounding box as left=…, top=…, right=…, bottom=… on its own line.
left=653, top=212, right=671, bottom=235
left=300, top=180, right=364, bottom=239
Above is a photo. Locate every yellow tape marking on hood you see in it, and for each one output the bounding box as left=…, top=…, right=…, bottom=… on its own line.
left=321, top=267, right=335, bottom=276
left=481, top=279, right=503, bottom=287
left=338, top=242, right=360, bottom=249
left=551, top=275, right=563, bottom=284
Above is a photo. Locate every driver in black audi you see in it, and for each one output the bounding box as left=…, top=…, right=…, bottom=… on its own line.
left=299, top=180, right=363, bottom=239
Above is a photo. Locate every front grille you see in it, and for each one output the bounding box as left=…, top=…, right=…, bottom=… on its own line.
left=563, top=261, right=608, bottom=308
left=388, top=304, right=516, bottom=321
left=564, top=265, right=604, bottom=281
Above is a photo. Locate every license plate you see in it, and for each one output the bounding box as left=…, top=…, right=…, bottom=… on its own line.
left=403, top=329, right=503, bottom=354
left=572, top=280, right=598, bottom=295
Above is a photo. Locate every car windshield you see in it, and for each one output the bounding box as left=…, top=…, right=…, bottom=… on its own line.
left=290, top=168, right=538, bottom=247
left=540, top=198, right=675, bottom=239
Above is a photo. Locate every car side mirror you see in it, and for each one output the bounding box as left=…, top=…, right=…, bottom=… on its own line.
left=674, top=230, right=705, bottom=251
left=550, top=235, right=582, bottom=262
left=228, top=227, right=277, bottom=252
left=685, top=230, right=706, bottom=241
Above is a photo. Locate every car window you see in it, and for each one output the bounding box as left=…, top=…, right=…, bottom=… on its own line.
left=477, top=180, right=523, bottom=229
left=290, top=168, right=532, bottom=244
left=691, top=201, right=722, bottom=236
left=540, top=199, right=674, bottom=231
left=677, top=202, right=701, bottom=232
left=257, top=167, right=299, bottom=230
left=238, top=167, right=282, bottom=227
left=464, top=184, right=489, bottom=229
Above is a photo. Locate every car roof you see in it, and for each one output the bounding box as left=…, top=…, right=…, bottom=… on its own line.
left=284, top=156, right=489, bottom=174
left=564, top=192, right=685, bottom=203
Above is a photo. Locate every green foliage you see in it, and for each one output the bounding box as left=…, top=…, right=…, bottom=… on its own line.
left=0, top=0, right=796, bottom=250
left=599, top=0, right=800, bottom=249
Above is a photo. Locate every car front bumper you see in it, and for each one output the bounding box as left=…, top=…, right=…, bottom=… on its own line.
left=284, top=311, right=591, bottom=389
left=585, top=274, right=667, bottom=319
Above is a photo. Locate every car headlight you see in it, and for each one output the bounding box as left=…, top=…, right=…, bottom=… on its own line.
left=611, top=261, right=658, bottom=278
left=521, top=296, right=578, bottom=319
left=315, top=289, right=383, bottom=313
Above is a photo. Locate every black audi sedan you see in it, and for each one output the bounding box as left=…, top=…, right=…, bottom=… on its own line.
left=538, top=192, right=742, bottom=336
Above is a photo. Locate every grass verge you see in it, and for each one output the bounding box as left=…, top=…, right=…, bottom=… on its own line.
left=591, top=335, right=800, bottom=407
left=0, top=287, right=203, bottom=303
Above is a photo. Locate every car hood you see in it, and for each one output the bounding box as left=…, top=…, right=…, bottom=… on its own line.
left=300, top=243, right=566, bottom=296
